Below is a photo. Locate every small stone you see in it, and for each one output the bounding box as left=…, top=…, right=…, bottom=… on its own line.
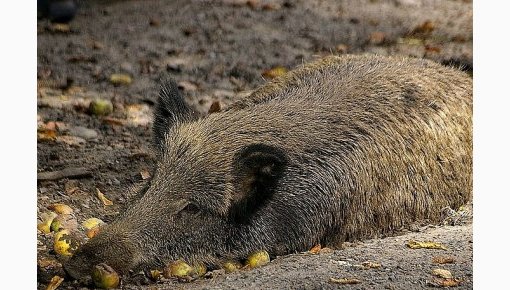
left=67, top=126, right=99, bottom=140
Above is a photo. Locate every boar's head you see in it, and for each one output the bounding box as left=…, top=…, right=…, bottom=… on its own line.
left=64, top=79, right=297, bottom=283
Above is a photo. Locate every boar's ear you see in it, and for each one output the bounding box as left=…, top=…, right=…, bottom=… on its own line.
left=153, top=78, right=198, bottom=153
left=229, top=143, right=288, bottom=223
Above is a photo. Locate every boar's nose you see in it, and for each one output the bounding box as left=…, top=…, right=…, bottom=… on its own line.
left=63, top=230, right=140, bottom=284
left=63, top=252, right=94, bottom=285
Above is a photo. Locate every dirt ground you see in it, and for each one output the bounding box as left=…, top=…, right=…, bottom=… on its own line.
left=37, top=0, right=473, bottom=289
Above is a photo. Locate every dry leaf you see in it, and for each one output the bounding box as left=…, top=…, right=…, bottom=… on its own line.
left=64, top=181, right=79, bottom=196
left=262, top=66, right=287, bottom=79
left=406, top=240, right=447, bottom=250
left=45, top=275, right=64, bottom=290
left=428, top=277, right=461, bottom=287
left=109, top=74, right=132, bottom=86
left=369, top=32, right=386, bottom=45
left=411, top=20, right=435, bottom=35
left=330, top=277, right=361, bottom=284
left=102, top=116, right=126, bottom=126
left=262, top=3, right=280, bottom=10
left=126, top=104, right=152, bottom=126
left=38, top=129, right=57, bottom=141
left=361, top=261, right=381, bottom=269
left=432, top=256, right=456, bottom=264
left=50, top=23, right=70, bottom=33
left=96, top=188, right=113, bottom=206
left=208, top=101, right=221, bottom=114
left=397, top=37, right=424, bottom=45
left=439, top=278, right=461, bottom=287
left=309, top=244, right=321, bottom=254
left=451, top=35, right=467, bottom=43
left=246, top=0, right=259, bottom=9
left=48, top=203, right=73, bottom=215
left=425, top=44, right=442, bottom=53
left=38, top=257, right=62, bottom=269
left=319, top=247, right=334, bottom=254
left=432, top=268, right=453, bottom=279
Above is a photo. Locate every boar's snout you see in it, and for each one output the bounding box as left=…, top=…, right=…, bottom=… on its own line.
left=64, top=229, right=141, bottom=283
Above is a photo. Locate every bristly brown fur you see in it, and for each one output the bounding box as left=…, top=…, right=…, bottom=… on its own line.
left=65, top=54, right=472, bottom=281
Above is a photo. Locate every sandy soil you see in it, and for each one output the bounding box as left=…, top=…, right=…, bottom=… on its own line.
left=37, top=0, right=473, bottom=289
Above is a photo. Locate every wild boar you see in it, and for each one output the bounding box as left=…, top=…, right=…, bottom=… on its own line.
left=65, top=54, right=472, bottom=282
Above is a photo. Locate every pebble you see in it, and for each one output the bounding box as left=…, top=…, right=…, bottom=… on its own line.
left=67, top=126, right=99, bottom=140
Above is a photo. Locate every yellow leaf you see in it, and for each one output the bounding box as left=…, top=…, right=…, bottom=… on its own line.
left=410, top=20, right=435, bottom=35
left=48, top=203, right=73, bottom=215
left=432, top=268, right=453, bottom=279
left=96, top=188, right=113, bottom=206
left=45, top=275, right=64, bottom=290
left=109, top=74, right=132, bottom=86
left=406, top=240, right=447, bottom=250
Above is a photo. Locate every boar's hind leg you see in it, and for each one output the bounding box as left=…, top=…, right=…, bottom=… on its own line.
left=152, top=78, right=199, bottom=153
